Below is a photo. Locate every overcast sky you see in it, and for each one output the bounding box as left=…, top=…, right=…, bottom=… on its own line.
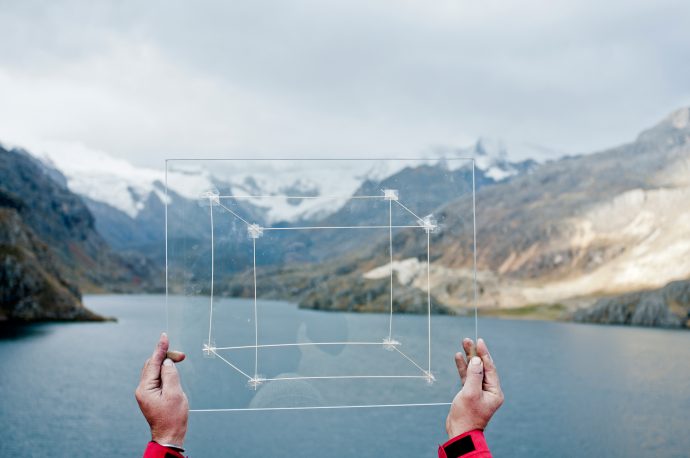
left=1, top=0, right=689, bottom=167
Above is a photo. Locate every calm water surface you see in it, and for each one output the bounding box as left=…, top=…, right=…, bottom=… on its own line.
left=1, top=295, right=689, bottom=457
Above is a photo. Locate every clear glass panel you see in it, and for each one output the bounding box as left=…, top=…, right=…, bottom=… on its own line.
left=166, top=158, right=476, bottom=411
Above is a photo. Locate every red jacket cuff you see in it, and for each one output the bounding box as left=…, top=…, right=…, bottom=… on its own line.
left=143, top=441, right=185, bottom=458
left=438, top=429, right=491, bottom=458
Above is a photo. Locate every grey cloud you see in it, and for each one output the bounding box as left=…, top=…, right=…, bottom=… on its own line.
left=0, top=0, right=689, bottom=167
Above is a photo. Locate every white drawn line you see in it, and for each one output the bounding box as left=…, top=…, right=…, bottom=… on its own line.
left=472, top=159, right=479, bottom=343
left=394, top=199, right=425, bottom=224
left=388, top=199, right=394, bottom=339
left=261, top=375, right=428, bottom=382
left=427, top=229, right=432, bottom=372
left=211, top=341, right=397, bottom=351
left=393, top=347, right=430, bottom=376
left=216, top=201, right=252, bottom=226
left=207, top=204, right=215, bottom=347
left=263, top=225, right=421, bottom=231
left=189, top=402, right=452, bottom=412
left=211, top=349, right=253, bottom=380
left=252, top=237, right=258, bottom=377
left=216, top=195, right=383, bottom=200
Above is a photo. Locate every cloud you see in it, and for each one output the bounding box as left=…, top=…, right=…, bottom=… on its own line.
left=1, top=0, right=689, bottom=167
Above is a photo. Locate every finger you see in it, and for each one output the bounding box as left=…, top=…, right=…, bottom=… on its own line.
left=152, top=332, right=169, bottom=364
left=455, top=352, right=468, bottom=384
left=141, top=332, right=169, bottom=387
left=462, top=338, right=476, bottom=359
left=161, top=358, right=182, bottom=393
left=166, top=351, right=186, bottom=363
left=477, top=338, right=501, bottom=394
left=462, top=356, right=484, bottom=397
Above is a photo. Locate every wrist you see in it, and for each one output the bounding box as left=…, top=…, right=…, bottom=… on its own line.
left=151, top=432, right=186, bottom=448
left=446, top=417, right=485, bottom=439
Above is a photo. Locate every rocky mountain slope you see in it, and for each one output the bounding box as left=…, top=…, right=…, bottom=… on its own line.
left=0, top=193, right=102, bottom=321
left=243, top=108, right=689, bottom=327
left=573, top=279, right=690, bottom=328
left=381, top=107, right=690, bottom=326
left=33, top=139, right=535, bottom=257
left=0, top=146, right=161, bottom=322
left=11, top=108, right=689, bottom=328
left=207, top=159, right=530, bottom=313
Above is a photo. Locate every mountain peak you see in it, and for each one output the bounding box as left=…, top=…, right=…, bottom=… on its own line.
left=636, top=107, right=690, bottom=145
left=474, top=137, right=508, bottom=160
left=666, top=106, right=690, bottom=129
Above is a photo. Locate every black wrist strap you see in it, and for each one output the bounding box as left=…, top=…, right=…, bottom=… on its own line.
left=444, top=434, right=476, bottom=457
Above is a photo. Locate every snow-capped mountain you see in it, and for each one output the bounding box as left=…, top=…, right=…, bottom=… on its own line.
left=470, top=138, right=539, bottom=181
left=34, top=139, right=538, bottom=225
left=22, top=139, right=540, bottom=257
left=35, top=143, right=211, bottom=218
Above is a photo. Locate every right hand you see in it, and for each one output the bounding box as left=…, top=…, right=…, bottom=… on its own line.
left=445, top=338, right=504, bottom=438
left=135, top=332, right=189, bottom=447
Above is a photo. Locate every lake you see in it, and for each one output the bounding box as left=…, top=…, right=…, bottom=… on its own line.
left=1, top=295, right=689, bottom=457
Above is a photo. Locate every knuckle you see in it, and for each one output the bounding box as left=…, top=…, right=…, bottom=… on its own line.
left=496, top=392, right=505, bottom=406
left=461, top=390, right=478, bottom=402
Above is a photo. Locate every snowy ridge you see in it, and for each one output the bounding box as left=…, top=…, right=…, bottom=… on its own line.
left=455, top=138, right=538, bottom=181
left=33, top=142, right=215, bottom=218
left=213, top=169, right=363, bottom=224
left=26, top=139, right=536, bottom=223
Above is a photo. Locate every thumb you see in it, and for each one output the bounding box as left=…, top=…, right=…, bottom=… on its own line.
left=463, top=356, right=484, bottom=397
left=161, top=358, right=181, bottom=393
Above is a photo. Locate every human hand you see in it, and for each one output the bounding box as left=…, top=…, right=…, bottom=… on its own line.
left=445, top=338, right=504, bottom=438
left=135, top=332, right=189, bottom=447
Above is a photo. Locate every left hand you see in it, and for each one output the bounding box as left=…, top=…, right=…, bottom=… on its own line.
left=135, top=332, right=189, bottom=447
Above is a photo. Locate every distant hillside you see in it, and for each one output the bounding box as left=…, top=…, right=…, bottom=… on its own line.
left=10, top=107, right=689, bottom=328
left=215, top=160, right=530, bottom=313
left=385, top=107, right=690, bottom=326
left=33, top=139, right=536, bottom=260
left=0, top=146, right=161, bottom=322
left=262, top=108, right=690, bottom=327
left=0, top=194, right=101, bottom=322
left=573, top=279, right=690, bottom=328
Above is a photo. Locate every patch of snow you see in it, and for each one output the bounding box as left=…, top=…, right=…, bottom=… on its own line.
left=25, top=140, right=215, bottom=217
left=484, top=166, right=515, bottom=181
left=221, top=168, right=364, bottom=224
left=20, top=136, right=538, bottom=223
left=32, top=141, right=163, bottom=218
left=364, top=258, right=425, bottom=285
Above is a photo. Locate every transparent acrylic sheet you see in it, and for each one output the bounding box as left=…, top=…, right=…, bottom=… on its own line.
left=165, top=158, right=478, bottom=411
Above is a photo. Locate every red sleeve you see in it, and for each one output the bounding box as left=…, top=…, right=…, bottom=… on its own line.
left=438, top=429, right=491, bottom=458
left=143, top=441, right=186, bottom=458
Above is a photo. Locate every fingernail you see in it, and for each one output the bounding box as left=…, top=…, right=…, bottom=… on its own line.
left=163, top=358, right=173, bottom=366
left=162, top=332, right=167, bottom=338
left=471, top=356, right=482, bottom=366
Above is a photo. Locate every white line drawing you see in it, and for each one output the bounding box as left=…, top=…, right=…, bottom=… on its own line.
left=200, top=187, right=448, bottom=389
left=167, top=158, right=478, bottom=410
